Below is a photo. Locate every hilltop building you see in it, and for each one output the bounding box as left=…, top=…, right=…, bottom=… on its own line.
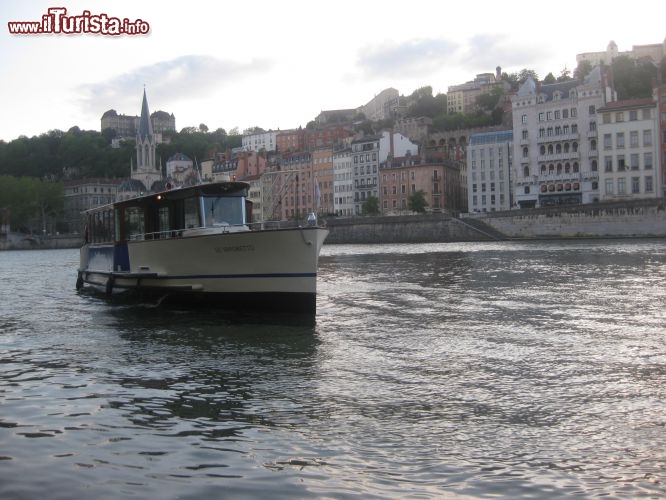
left=576, top=39, right=666, bottom=66
left=359, top=88, right=401, bottom=121
left=101, top=108, right=175, bottom=140
left=447, top=67, right=508, bottom=115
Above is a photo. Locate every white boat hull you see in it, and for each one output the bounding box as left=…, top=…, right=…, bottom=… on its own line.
left=78, top=226, right=328, bottom=313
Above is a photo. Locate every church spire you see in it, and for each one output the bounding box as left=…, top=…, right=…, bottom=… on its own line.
left=138, top=87, right=153, bottom=141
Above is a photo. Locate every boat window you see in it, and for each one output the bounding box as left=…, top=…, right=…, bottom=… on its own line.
left=203, top=196, right=244, bottom=227
left=88, top=209, right=114, bottom=243
left=125, top=207, right=145, bottom=240
left=184, top=197, right=199, bottom=229
left=158, top=206, right=170, bottom=234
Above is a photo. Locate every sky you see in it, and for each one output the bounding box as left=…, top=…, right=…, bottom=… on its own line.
left=1, top=1, right=664, bottom=142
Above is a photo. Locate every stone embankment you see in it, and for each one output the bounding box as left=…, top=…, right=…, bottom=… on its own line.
left=0, top=234, right=82, bottom=251
left=325, top=198, right=666, bottom=244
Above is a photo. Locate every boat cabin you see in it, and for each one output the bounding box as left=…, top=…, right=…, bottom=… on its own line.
left=85, top=182, right=252, bottom=245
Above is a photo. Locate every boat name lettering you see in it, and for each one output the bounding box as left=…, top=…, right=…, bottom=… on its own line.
left=215, top=244, right=255, bottom=253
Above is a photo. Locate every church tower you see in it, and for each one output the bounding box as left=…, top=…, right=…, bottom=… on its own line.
left=131, top=89, right=162, bottom=191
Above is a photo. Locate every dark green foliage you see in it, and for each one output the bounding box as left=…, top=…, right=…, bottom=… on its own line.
left=408, top=190, right=428, bottom=213
left=611, top=55, right=657, bottom=99
left=0, top=175, right=63, bottom=232
left=362, top=195, right=380, bottom=216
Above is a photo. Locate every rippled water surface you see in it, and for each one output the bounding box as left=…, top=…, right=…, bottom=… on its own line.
left=1, top=240, right=666, bottom=498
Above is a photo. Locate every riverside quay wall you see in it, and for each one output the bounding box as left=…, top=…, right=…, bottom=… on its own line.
left=467, top=198, right=666, bottom=239
left=324, top=214, right=500, bottom=243
left=325, top=198, right=666, bottom=243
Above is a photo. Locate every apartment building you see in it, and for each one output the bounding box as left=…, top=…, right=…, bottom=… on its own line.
left=351, top=134, right=381, bottom=214
left=658, top=85, right=666, bottom=191
left=511, top=66, right=614, bottom=208
left=63, top=178, right=121, bottom=233
left=447, top=68, right=508, bottom=115
left=597, top=98, right=660, bottom=201
left=467, top=130, right=513, bottom=212
left=312, top=148, right=334, bottom=215
left=242, top=130, right=278, bottom=153
left=351, top=131, right=419, bottom=214
left=276, top=129, right=306, bottom=153
left=380, top=155, right=461, bottom=214
left=333, top=148, right=354, bottom=216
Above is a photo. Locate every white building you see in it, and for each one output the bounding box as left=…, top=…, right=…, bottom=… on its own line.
left=467, top=130, right=513, bottom=212
left=241, top=130, right=278, bottom=153
left=511, top=66, right=615, bottom=208
left=333, top=148, right=354, bottom=216
left=351, top=131, right=418, bottom=214
left=597, top=98, right=661, bottom=201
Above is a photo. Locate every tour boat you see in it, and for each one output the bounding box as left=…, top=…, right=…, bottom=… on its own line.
left=76, top=181, right=329, bottom=313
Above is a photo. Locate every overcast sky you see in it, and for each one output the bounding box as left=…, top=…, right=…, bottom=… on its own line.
left=1, top=1, right=664, bottom=142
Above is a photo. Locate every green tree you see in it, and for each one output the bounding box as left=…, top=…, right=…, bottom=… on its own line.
left=573, top=60, right=593, bottom=82
left=408, top=190, right=428, bottom=213
left=362, top=195, right=380, bottom=216
left=543, top=72, right=557, bottom=84
left=612, top=55, right=657, bottom=99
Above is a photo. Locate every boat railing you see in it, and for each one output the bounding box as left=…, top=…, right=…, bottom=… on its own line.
left=127, top=218, right=322, bottom=241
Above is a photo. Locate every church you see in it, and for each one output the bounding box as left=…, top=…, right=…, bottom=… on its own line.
left=117, top=90, right=169, bottom=201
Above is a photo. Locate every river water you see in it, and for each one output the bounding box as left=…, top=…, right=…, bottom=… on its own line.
left=1, top=240, right=666, bottom=499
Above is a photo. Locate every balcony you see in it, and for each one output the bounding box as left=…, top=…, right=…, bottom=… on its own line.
left=537, top=132, right=580, bottom=144
left=537, top=152, right=580, bottom=162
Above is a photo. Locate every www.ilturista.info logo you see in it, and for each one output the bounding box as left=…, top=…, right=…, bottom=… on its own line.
left=7, top=7, right=150, bottom=35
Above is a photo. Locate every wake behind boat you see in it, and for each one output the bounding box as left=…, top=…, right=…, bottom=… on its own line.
left=76, top=181, right=328, bottom=313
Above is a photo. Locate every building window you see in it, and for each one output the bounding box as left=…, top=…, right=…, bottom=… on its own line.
left=630, top=131, right=639, bottom=148
left=521, top=114, right=527, bottom=124
left=631, top=177, right=640, bottom=193
left=629, top=110, right=638, bottom=121
left=589, top=105, right=596, bottom=115
left=616, top=132, right=625, bottom=149
left=645, top=176, right=654, bottom=192
left=524, top=186, right=530, bottom=194
left=616, top=112, right=624, bottom=122
left=617, top=178, right=626, bottom=194
left=643, top=130, right=652, bottom=147
left=617, top=155, right=626, bottom=171
left=644, top=152, right=653, bottom=170
left=524, top=166, right=530, bottom=177
left=604, top=156, right=613, bottom=172
left=538, top=112, right=545, bottom=122
left=605, top=179, right=614, bottom=194
left=522, top=129, right=528, bottom=140
left=630, top=154, right=639, bottom=170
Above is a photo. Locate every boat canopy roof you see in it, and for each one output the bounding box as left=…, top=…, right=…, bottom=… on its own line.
left=86, top=181, right=250, bottom=214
